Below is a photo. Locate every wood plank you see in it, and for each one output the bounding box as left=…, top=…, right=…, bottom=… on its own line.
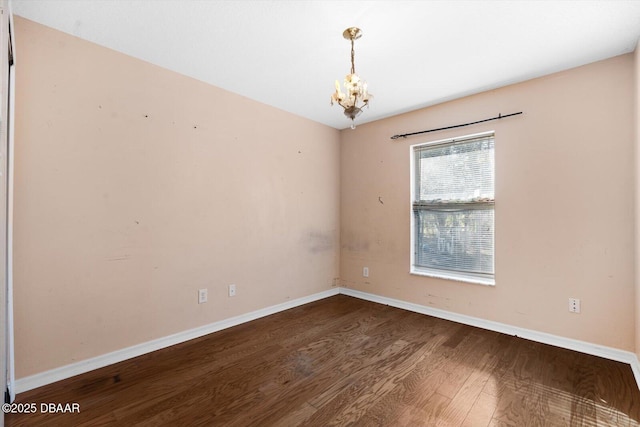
left=436, top=352, right=499, bottom=426
left=346, top=334, right=453, bottom=426
left=592, top=354, right=640, bottom=426
left=490, top=339, right=552, bottom=426
left=462, top=391, right=497, bottom=427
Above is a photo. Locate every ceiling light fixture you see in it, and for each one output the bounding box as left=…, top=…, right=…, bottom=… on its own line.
left=330, top=27, right=372, bottom=129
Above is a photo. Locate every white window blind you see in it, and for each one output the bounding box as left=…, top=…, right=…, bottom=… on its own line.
left=412, top=133, right=495, bottom=283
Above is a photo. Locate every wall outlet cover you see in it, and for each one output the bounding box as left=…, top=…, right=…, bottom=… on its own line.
left=198, top=289, right=208, bottom=304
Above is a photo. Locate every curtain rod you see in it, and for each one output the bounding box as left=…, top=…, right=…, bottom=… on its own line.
left=390, top=111, right=523, bottom=140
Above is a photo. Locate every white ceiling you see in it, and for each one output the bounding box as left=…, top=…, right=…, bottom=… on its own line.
left=10, top=0, right=640, bottom=130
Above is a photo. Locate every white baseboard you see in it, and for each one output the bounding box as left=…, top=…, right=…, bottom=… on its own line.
left=341, top=287, right=640, bottom=389
left=15, top=286, right=640, bottom=394
left=630, top=357, right=640, bottom=391
left=14, top=288, right=340, bottom=394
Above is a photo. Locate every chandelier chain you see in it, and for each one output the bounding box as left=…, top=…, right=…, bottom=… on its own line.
left=350, top=39, right=356, bottom=75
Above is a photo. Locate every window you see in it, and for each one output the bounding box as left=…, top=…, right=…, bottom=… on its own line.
left=411, top=132, right=495, bottom=285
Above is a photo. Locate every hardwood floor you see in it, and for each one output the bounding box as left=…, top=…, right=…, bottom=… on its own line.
left=5, top=295, right=640, bottom=426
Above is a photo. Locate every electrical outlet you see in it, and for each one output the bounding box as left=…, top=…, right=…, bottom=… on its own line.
left=229, top=284, right=236, bottom=297
left=569, top=298, right=580, bottom=313
left=363, top=267, right=369, bottom=278
left=198, top=289, right=208, bottom=304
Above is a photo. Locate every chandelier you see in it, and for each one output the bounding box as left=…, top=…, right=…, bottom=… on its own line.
left=330, top=27, right=372, bottom=129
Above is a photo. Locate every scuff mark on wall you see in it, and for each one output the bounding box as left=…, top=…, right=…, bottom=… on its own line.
left=425, top=292, right=452, bottom=309
left=107, top=254, right=130, bottom=262
left=302, top=230, right=334, bottom=254
left=341, top=230, right=370, bottom=252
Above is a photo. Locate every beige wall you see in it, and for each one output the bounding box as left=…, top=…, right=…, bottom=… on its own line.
left=13, top=17, right=340, bottom=378
left=340, top=54, right=635, bottom=351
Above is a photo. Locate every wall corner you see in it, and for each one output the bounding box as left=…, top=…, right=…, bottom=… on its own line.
left=634, top=37, right=640, bottom=358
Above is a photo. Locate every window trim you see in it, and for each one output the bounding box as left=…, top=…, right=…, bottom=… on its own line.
left=409, top=131, right=495, bottom=286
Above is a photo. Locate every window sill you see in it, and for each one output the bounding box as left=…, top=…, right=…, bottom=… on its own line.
left=410, top=268, right=495, bottom=286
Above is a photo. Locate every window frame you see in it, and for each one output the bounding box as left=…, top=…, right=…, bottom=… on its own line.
left=409, top=131, right=495, bottom=286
